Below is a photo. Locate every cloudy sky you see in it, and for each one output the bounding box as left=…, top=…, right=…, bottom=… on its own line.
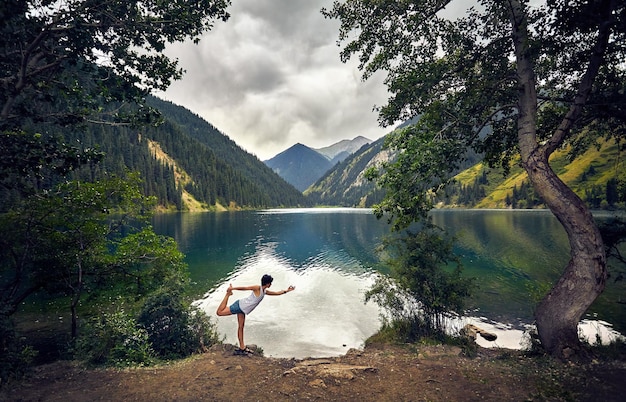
left=158, top=0, right=393, bottom=161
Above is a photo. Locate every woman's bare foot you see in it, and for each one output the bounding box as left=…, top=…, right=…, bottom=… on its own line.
left=227, top=284, right=233, bottom=296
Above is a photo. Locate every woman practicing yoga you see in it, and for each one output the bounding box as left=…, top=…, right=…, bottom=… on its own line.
left=216, top=274, right=295, bottom=354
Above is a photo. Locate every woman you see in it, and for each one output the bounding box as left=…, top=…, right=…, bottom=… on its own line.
left=216, top=274, right=295, bottom=355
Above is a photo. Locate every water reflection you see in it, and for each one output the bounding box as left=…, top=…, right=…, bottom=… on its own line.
left=152, top=208, right=626, bottom=357
left=193, top=242, right=382, bottom=358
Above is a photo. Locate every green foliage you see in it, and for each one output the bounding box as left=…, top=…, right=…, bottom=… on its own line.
left=306, top=138, right=387, bottom=207
left=0, top=172, right=182, bottom=341
left=369, top=122, right=470, bottom=231
left=0, top=314, right=38, bottom=385
left=61, top=258, right=220, bottom=367
left=75, top=310, right=154, bottom=367
left=138, top=290, right=220, bottom=359
left=111, top=227, right=189, bottom=297
left=1, top=0, right=230, bottom=130
left=599, top=217, right=626, bottom=282
left=366, top=315, right=444, bottom=345
left=0, top=131, right=104, bottom=203
left=366, top=226, right=474, bottom=338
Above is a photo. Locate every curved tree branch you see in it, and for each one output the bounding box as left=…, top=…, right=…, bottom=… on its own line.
left=539, top=2, right=614, bottom=157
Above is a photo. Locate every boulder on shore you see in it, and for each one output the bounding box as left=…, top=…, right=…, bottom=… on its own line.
left=463, top=324, right=498, bottom=342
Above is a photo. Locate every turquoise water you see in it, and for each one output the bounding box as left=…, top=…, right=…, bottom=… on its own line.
left=152, top=208, right=626, bottom=357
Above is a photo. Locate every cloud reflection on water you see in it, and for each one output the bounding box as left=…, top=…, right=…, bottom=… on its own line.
left=194, top=243, right=382, bottom=358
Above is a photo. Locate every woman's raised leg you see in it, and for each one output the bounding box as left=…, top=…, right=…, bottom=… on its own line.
left=216, top=284, right=233, bottom=316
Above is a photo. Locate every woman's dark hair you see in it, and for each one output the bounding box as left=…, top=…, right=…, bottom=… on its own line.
left=261, top=274, right=273, bottom=286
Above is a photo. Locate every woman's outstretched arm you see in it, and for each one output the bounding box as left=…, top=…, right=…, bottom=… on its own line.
left=266, top=285, right=295, bottom=296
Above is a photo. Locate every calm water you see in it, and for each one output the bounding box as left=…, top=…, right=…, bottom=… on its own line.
left=152, top=208, right=626, bottom=357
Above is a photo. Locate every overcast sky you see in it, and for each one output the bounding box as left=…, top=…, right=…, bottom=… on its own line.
left=158, top=0, right=392, bottom=161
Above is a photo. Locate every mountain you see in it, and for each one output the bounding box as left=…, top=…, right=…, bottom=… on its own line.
left=305, top=130, right=623, bottom=210
left=305, top=137, right=390, bottom=207
left=446, top=137, right=625, bottom=209
left=146, top=97, right=308, bottom=209
left=0, top=97, right=310, bottom=211
left=264, top=143, right=333, bottom=192
left=264, top=136, right=372, bottom=192
left=314, top=136, right=371, bottom=163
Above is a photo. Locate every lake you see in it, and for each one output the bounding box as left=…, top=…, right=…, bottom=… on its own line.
left=152, top=208, right=626, bottom=358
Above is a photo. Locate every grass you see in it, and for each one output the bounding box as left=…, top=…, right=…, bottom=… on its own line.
left=364, top=317, right=479, bottom=357
left=455, top=137, right=624, bottom=207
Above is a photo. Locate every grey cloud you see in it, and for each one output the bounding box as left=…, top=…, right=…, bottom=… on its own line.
left=160, top=0, right=392, bottom=160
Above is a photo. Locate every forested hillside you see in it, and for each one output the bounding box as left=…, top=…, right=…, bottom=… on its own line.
left=306, top=133, right=624, bottom=211
left=305, top=138, right=387, bottom=207
left=145, top=97, right=308, bottom=208
left=443, top=138, right=625, bottom=209
left=0, top=98, right=308, bottom=211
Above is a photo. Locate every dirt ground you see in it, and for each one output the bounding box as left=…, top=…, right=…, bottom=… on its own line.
left=2, top=342, right=626, bottom=402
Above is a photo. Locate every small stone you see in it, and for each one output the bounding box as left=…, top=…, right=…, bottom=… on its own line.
left=309, top=379, right=326, bottom=388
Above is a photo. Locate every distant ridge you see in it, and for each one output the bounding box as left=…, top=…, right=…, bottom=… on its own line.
left=264, top=136, right=371, bottom=192
left=315, top=136, right=371, bottom=162
left=264, top=143, right=332, bottom=192
left=305, top=126, right=623, bottom=210
left=305, top=137, right=389, bottom=207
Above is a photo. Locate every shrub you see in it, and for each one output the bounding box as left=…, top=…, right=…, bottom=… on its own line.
left=0, top=314, right=38, bottom=386
left=75, top=310, right=154, bottom=367
left=187, top=305, right=222, bottom=353
left=138, top=290, right=220, bottom=359
left=367, top=226, right=473, bottom=340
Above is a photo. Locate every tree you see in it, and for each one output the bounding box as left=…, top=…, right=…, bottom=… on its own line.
left=0, top=0, right=231, bottom=201
left=0, top=1, right=229, bottom=372
left=0, top=172, right=184, bottom=338
left=366, top=225, right=473, bottom=340
left=324, top=1, right=626, bottom=358
left=0, top=0, right=230, bottom=130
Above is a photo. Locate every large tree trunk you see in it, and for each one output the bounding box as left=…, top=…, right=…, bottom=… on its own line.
left=508, top=0, right=608, bottom=359
left=524, top=154, right=607, bottom=358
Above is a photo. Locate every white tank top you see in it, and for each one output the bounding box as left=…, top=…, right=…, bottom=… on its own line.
left=238, top=287, right=265, bottom=314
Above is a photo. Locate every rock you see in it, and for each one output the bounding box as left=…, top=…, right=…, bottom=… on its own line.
left=291, top=362, right=378, bottom=380
left=463, top=324, right=497, bottom=342
left=297, top=359, right=333, bottom=367
left=247, top=344, right=259, bottom=352
left=210, top=343, right=234, bottom=353
left=345, top=348, right=363, bottom=357
left=308, top=379, right=327, bottom=388
left=478, top=331, right=498, bottom=342
left=463, top=324, right=478, bottom=340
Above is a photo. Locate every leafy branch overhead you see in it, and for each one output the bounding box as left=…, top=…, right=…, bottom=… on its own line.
left=0, top=0, right=231, bottom=129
